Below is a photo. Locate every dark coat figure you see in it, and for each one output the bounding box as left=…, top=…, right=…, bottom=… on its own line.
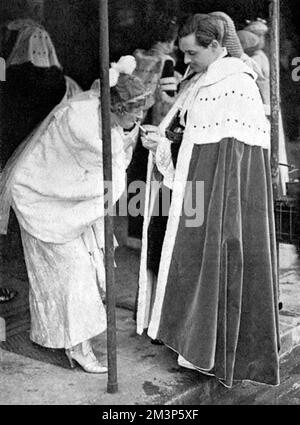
left=1, top=62, right=66, bottom=168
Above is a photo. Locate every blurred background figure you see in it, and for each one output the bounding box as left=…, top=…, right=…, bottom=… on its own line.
left=0, top=19, right=82, bottom=305
left=1, top=18, right=82, bottom=168
left=241, top=18, right=289, bottom=196
left=210, top=12, right=270, bottom=113
left=237, top=29, right=270, bottom=108
left=126, top=13, right=181, bottom=247
left=132, top=12, right=180, bottom=125
left=244, top=18, right=270, bottom=81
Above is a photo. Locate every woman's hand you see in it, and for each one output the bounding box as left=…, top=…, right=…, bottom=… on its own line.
left=123, top=123, right=140, bottom=150
left=140, top=125, right=162, bottom=154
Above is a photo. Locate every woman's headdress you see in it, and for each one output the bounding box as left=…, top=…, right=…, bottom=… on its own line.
left=209, top=11, right=243, bottom=58
left=91, top=56, right=150, bottom=111
left=109, top=55, right=137, bottom=87
left=107, top=56, right=150, bottom=112
left=6, top=18, right=44, bottom=32
left=148, top=12, right=178, bottom=45
left=244, top=18, right=269, bottom=36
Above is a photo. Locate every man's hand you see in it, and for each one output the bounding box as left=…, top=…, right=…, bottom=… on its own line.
left=140, top=125, right=161, bottom=154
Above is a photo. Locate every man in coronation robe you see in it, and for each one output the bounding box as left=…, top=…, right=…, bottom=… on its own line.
left=137, top=14, right=280, bottom=388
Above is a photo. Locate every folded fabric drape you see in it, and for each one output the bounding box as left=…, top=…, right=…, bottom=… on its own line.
left=150, top=139, right=280, bottom=387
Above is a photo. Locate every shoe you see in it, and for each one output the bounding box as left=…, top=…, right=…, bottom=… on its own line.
left=65, top=343, right=107, bottom=374
left=150, top=339, right=163, bottom=345
left=0, top=288, right=18, bottom=303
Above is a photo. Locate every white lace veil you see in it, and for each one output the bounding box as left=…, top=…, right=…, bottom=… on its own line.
left=7, top=24, right=61, bottom=68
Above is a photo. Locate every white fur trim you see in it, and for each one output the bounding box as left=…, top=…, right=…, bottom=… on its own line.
left=136, top=153, right=155, bottom=334
left=147, top=134, right=194, bottom=339
left=180, top=73, right=270, bottom=150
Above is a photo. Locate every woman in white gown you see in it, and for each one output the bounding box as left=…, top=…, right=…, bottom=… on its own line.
left=0, top=56, right=148, bottom=373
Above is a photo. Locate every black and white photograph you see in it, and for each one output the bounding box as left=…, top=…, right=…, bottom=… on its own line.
left=0, top=0, right=300, bottom=408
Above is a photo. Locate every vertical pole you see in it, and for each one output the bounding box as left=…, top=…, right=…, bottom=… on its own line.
left=98, top=0, right=118, bottom=393
left=269, top=0, right=281, bottom=307
left=0, top=63, right=4, bottom=170
left=269, top=0, right=280, bottom=198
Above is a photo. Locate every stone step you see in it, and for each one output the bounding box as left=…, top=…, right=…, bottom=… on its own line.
left=0, top=317, right=6, bottom=341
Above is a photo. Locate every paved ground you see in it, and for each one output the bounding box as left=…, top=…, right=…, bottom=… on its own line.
left=1, top=306, right=300, bottom=405
left=279, top=244, right=300, bottom=354
left=1, top=215, right=300, bottom=405
left=196, top=345, right=300, bottom=405
left=0, top=307, right=220, bottom=405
